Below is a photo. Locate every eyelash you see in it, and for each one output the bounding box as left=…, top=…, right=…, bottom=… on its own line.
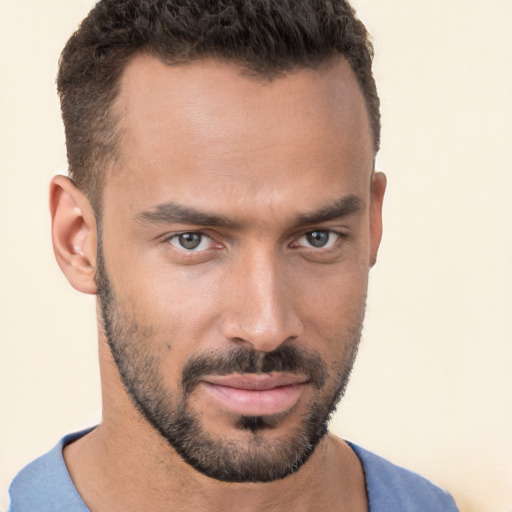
left=164, top=229, right=347, bottom=253
left=293, top=230, right=346, bottom=251
left=166, top=232, right=217, bottom=252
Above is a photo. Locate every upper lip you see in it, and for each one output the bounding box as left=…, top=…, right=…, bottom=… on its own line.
left=202, top=373, right=308, bottom=391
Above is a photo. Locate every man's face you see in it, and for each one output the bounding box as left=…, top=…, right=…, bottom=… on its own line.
left=96, top=56, right=384, bottom=482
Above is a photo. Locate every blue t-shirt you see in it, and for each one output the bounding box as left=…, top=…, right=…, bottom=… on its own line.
left=7, top=429, right=459, bottom=511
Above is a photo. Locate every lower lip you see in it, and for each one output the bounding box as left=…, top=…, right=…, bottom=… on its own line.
left=201, top=382, right=306, bottom=416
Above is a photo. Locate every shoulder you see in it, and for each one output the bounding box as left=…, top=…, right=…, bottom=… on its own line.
left=347, top=442, right=459, bottom=512
left=7, top=430, right=92, bottom=512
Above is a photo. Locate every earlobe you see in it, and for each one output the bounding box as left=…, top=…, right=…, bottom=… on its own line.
left=369, top=171, right=386, bottom=267
left=50, top=175, right=98, bottom=294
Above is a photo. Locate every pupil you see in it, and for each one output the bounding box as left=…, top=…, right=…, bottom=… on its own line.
left=179, top=233, right=201, bottom=250
left=307, top=231, right=329, bottom=248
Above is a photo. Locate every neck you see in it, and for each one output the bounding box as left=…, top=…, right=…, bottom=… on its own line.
left=64, top=421, right=367, bottom=512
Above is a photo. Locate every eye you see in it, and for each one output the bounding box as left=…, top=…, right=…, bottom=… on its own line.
left=168, top=232, right=213, bottom=252
left=297, top=230, right=339, bottom=249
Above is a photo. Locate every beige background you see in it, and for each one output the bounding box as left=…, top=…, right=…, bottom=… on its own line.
left=1, top=1, right=511, bottom=511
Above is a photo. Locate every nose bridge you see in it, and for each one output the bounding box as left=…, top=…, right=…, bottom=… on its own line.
left=221, top=244, right=302, bottom=352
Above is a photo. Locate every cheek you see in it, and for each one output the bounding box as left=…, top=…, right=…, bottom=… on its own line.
left=296, top=255, right=369, bottom=313
left=113, top=261, right=225, bottom=353
left=294, top=261, right=368, bottom=353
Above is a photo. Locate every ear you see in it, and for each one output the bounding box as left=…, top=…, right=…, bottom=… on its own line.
left=369, top=171, right=386, bottom=267
left=50, top=175, right=98, bottom=294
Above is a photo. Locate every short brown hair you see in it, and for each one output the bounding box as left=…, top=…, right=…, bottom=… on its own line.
left=57, top=0, right=380, bottom=213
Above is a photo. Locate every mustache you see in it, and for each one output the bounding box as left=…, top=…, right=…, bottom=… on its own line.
left=181, top=344, right=327, bottom=396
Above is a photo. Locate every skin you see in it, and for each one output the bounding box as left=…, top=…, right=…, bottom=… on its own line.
left=50, top=55, right=386, bottom=511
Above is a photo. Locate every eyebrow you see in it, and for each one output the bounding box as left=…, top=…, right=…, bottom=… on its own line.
left=294, top=194, right=364, bottom=226
left=136, top=202, right=242, bottom=229
left=135, top=194, right=364, bottom=230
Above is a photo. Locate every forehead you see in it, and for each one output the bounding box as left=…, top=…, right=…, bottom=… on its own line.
left=106, top=55, right=373, bottom=221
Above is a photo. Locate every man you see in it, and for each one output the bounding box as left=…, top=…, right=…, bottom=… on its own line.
left=8, top=0, right=459, bottom=510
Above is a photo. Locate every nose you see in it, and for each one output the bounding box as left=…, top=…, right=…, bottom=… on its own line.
left=221, top=248, right=303, bottom=352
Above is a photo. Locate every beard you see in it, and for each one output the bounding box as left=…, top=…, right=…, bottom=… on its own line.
left=95, top=239, right=363, bottom=483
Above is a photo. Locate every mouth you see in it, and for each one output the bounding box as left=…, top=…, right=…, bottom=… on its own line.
left=200, top=373, right=309, bottom=416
